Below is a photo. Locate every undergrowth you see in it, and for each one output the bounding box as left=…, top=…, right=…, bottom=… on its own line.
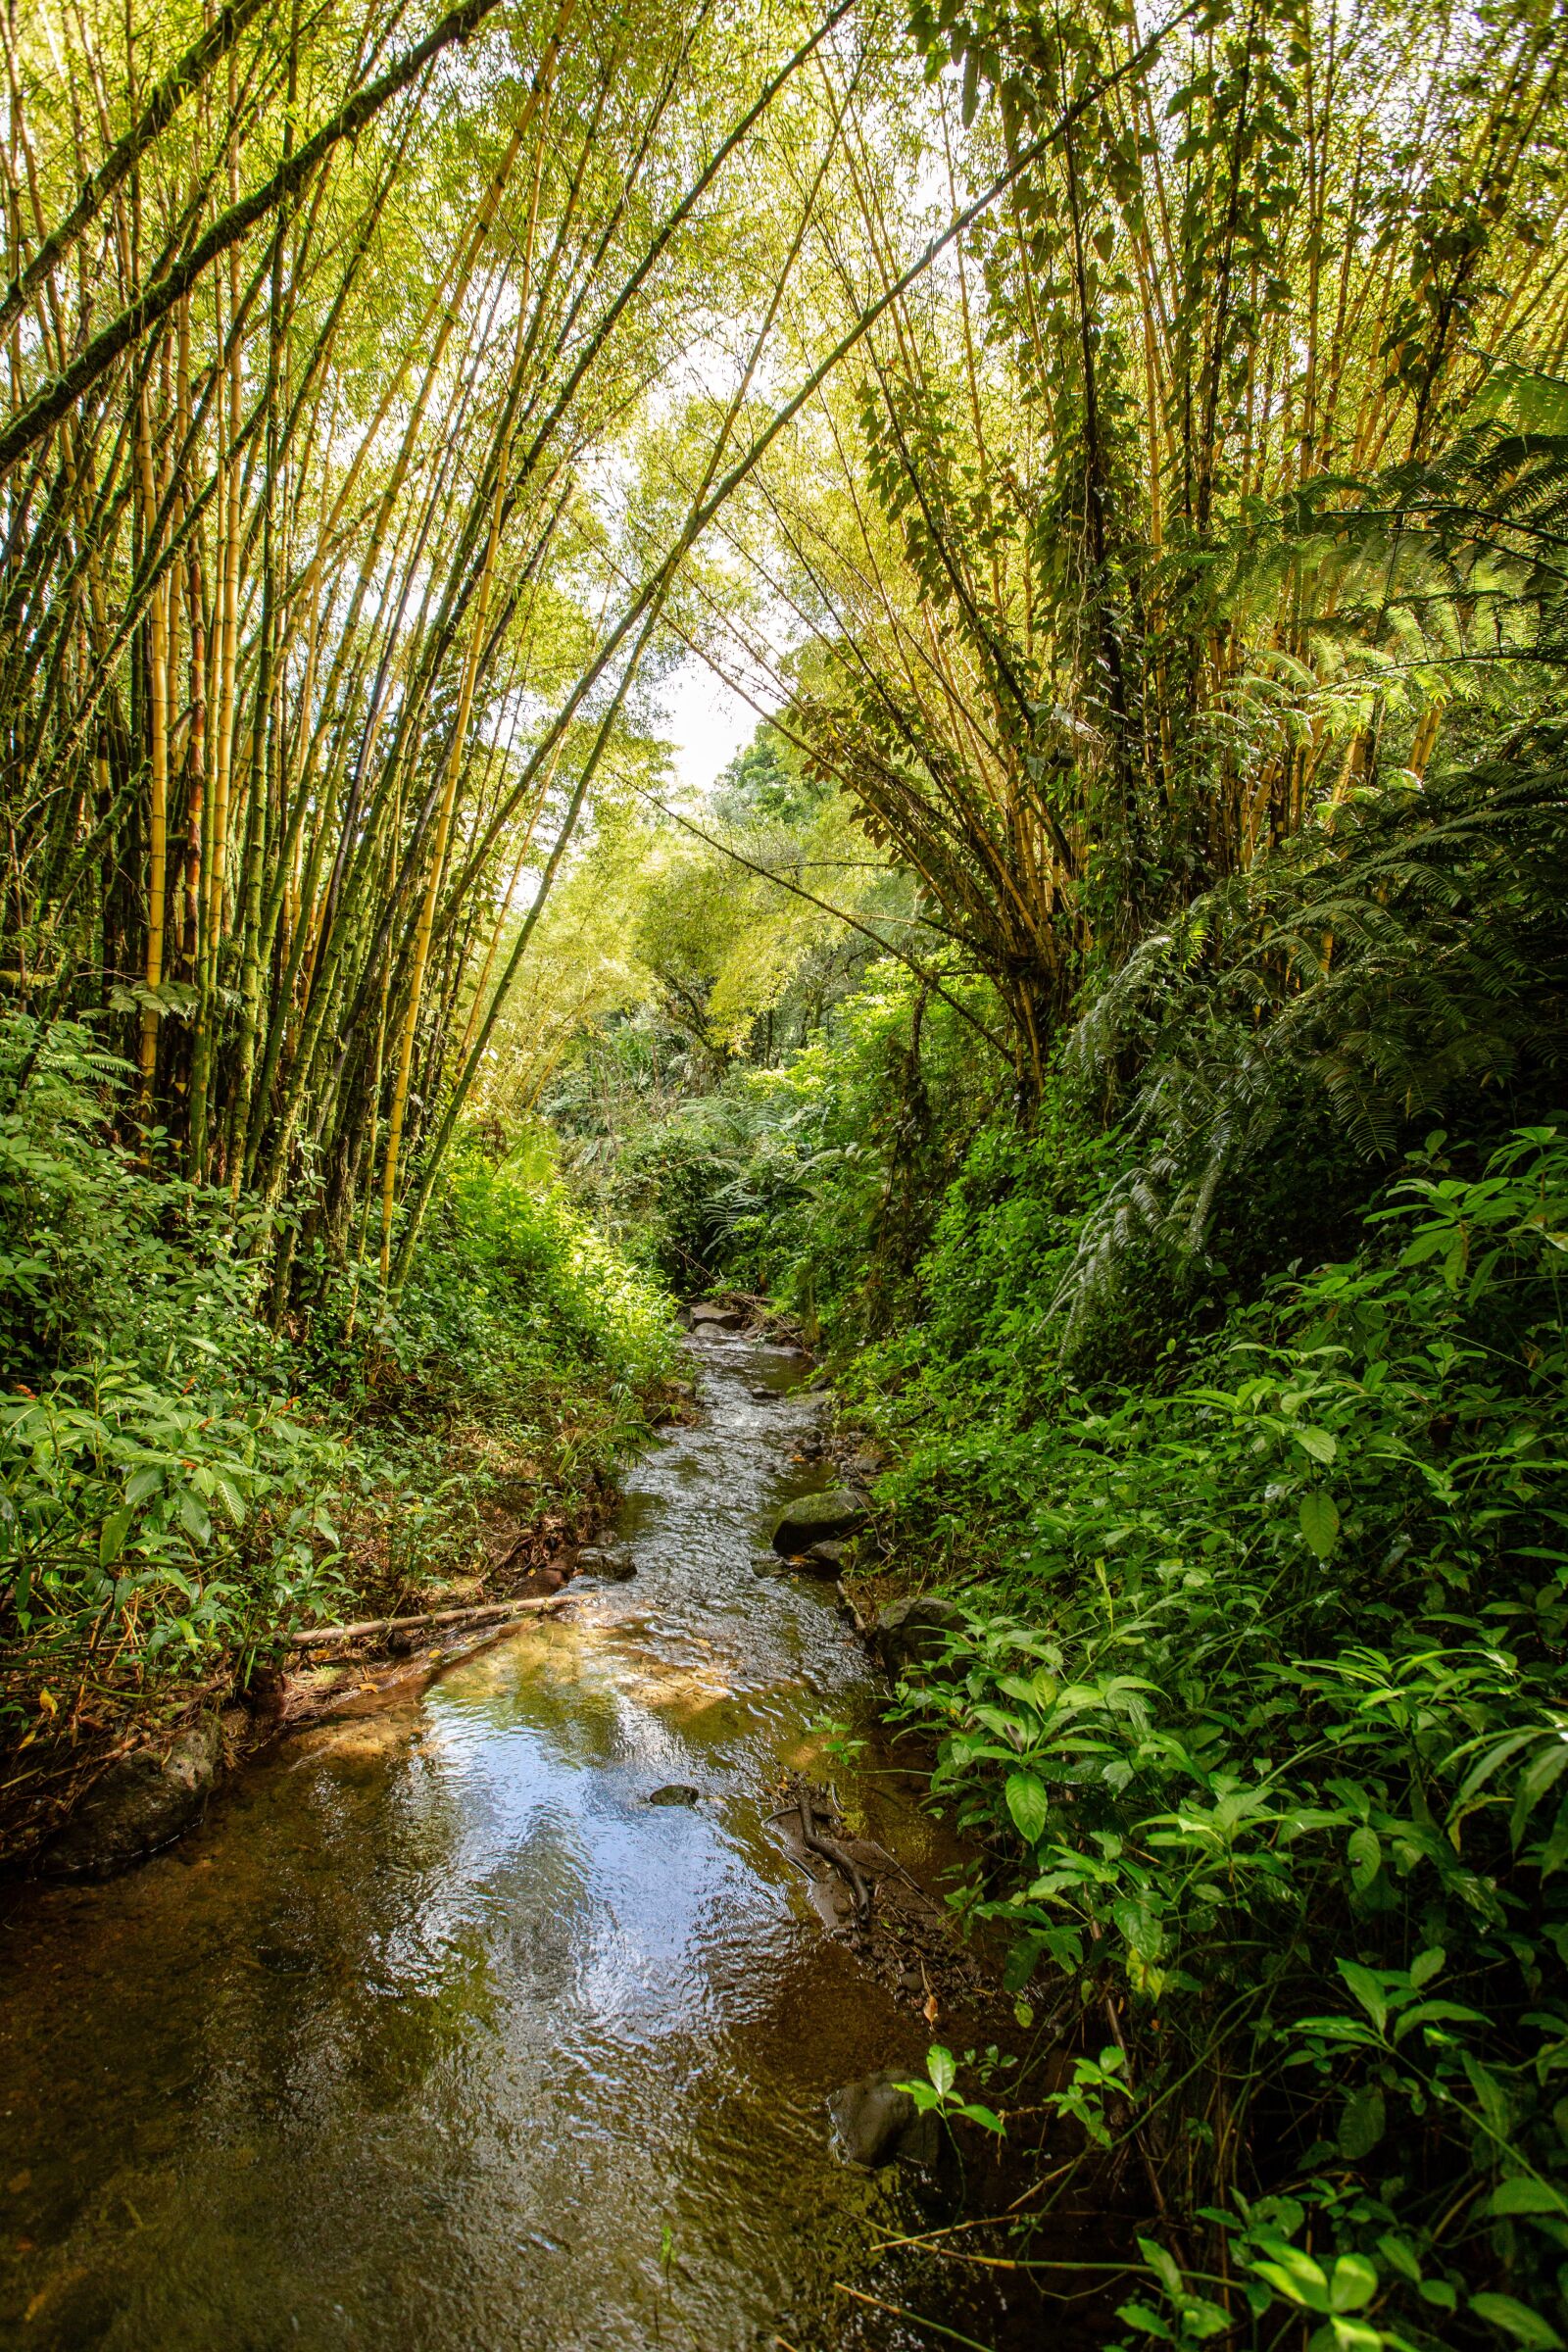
left=853, top=1123, right=1568, bottom=2352
left=0, top=1016, right=675, bottom=1788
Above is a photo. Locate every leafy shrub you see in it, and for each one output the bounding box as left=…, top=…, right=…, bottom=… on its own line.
left=0, top=1018, right=349, bottom=1721
left=382, top=1135, right=678, bottom=1468
left=592, top=962, right=1005, bottom=1324
left=0, top=1369, right=350, bottom=1714
left=878, top=1127, right=1568, bottom=2349
left=0, top=1015, right=279, bottom=1390
left=0, top=1023, right=675, bottom=1731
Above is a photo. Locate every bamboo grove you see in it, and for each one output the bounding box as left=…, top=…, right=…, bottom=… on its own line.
left=660, top=0, right=1568, bottom=1094
left=5, top=0, right=1568, bottom=1320
left=0, top=0, right=897, bottom=1318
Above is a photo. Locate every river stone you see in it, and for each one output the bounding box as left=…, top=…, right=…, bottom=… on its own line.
left=827, top=2067, right=940, bottom=2168
left=689, top=1301, right=746, bottom=1329
left=576, top=1544, right=636, bottom=1581
left=645, top=1783, right=703, bottom=1807
left=45, top=1714, right=223, bottom=1878
left=793, top=1539, right=847, bottom=1579
left=771, top=1490, right=870, bottom=1556
left=875, top=1595, right=964, bottom=1682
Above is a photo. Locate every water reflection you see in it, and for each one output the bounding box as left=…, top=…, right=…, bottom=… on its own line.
left=0, top=1335, right=1030, bottom=2350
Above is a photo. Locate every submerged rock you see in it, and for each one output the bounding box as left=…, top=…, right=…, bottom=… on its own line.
left=771, top=1490, right=870, bottom=1556
left=45, top=1715, right=223, bottom=1878
left=874, top=1595, right=964, bottom=1681
left=827, top=2066, right=940, bottom=2168
left=645, top=1783, right=703, bottom=1807
left=576, top=1545, right=636, bottom=1581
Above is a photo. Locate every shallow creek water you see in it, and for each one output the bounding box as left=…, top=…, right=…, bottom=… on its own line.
left=0, top=1333, right=1037, bottom=2351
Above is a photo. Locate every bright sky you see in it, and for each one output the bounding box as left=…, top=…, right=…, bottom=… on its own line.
left=659, top=655, right=759, bottom=794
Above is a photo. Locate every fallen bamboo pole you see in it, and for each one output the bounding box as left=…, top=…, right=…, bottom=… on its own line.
left=288, top=1593, right=567, bottom=1648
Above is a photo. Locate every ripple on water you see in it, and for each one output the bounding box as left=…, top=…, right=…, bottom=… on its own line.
left=0, top=1337, right=1041, bottom=2351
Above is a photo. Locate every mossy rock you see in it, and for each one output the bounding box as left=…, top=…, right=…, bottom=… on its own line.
left=771, top=1490, right=871, bottom=1556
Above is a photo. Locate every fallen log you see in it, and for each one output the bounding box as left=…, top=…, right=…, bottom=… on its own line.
left=288, top=1594, right=567, bottom=1649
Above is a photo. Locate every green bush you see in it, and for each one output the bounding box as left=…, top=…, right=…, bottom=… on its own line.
left=0, top=1021, right=675, bottom=1726
left=877, top=1126, right=1568, bottom=2350
left=592, top=962, right=1005, bottom=1323
left=384, top=1134, right=678, bottom=1461
left=0, top=1015, right=281, bottom=1391
left=0, top=1368, right=350, bottom=1710
left=0, top=1017, right=351, bottom=1715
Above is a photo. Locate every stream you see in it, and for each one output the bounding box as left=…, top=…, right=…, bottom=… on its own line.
left=0, top=1332, right=1043, bottom=2350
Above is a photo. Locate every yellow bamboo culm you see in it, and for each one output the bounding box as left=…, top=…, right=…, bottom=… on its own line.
left=376, top=65, right=563, bottom=1283
left=377, top=363, right=519, bottom=1282
left=139, top=580, right=170, bottom=1103
left=1409, top=702, right=1444, bottom=779
left=135, top=385, right=170, bottom=1109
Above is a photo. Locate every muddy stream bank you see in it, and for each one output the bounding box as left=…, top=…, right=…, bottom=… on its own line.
left=0, top=1332, right=1067, bottom=2350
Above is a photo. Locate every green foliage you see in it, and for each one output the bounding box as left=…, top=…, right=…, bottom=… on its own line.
left=0, top=1017, right=349, bottom=1711
left=0, top=1368, right=350, bottom=1711
left=580, top=960, right=1004, bottom=1324
left=0, top=1022, right=674, bottom=1723
left=1054, top=739, right=1568, bottom=1341
left=872, top=1126, right=1568, bottom=2345
left=0, top=1016, right=278, bottom=1388
left=898, top=2039, right=1008, bottom=2137
left=386, top=1134, right=678, bottom=1456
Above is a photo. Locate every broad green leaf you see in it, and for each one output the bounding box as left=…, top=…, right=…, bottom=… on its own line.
left=1373, top=2233, right=1420, bottom=2284
left=98, top=1502, right=135, bottom=1568
left=1392, top=1998, right=1488, bottom=2042
left=1336, top=2083, right=1385, bottom=2161
left=926, top=2044, right=956, bottom=2098
left=1250, top=2253, right=1328, bottom=2312
left=1004, top=1770, right=1050, bottom=1846
left=1511, top=1738, right=1568, bottom=1848
left=1347, top=1826, right=1381, bottom=1892
left=1329, top=2255, right=1378, bottom=2313
left=1116, top=2300, right=1176, bottom=2342
left=1182, top=2300, right=1232, bottom=2341
left=1294, top=1426, right=1338, bottom=1465
left=177, top=1489, right=211, bottom=1544
left=1490, top=2177, right=1568, bottom=2218
left=214, top=1475, right=247, bottom=1529
left=1336, top=1960, right=1388, bottom=2034
left=1138, top=2236, right=1184, bottom=2299
left=1299, top=1490, right=1340, bottom=1559
left=1471, top=2294, right=1566, bottom=2349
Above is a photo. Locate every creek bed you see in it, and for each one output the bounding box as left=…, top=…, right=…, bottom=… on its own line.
left=0, top=1334, right=1047, bottom=2350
